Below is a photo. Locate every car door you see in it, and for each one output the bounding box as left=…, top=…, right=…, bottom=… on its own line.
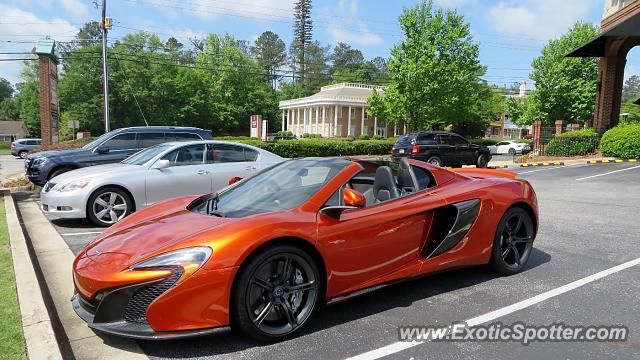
left=207, top=143, right=258, bottom=191
left=93, top=132, right=140, bottom=164
left=435, top=134, right=457, bottom=165
left=317, top=186, right=445, bottom=296
left=144, top=143, right=213, bottom=206
left=450, top=135, right=475, bottom=164
left=496, top=141, right=509, bottom=154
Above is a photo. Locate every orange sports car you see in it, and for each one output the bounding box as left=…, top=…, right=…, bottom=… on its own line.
left=72, top=157, right=538, bottom=341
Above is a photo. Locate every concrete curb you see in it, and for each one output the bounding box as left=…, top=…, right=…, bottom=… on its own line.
left=492, top=162, right=565, bottom=169
left=587, top=159, right=638, bottom=164
left=12, top=193, right=148, bottom=360
left=3, top=191, right=63, bottom=360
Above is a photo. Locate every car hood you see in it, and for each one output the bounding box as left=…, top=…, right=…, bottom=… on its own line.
left=48, top=163, right=142, bottom=183
left=82, top=198, right=231, bottom=270
left=29, top=147, right=92, bottom=160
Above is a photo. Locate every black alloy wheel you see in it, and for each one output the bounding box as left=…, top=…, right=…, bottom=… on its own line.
left=490, top=207, right=534, bottom=275
left=476, top=154, right=488, bottom=168
left=232, top=245, right=321, bottom=341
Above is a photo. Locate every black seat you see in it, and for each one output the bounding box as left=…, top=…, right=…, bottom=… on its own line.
left=373, top=166, right=399, bottom=203
left=397, top=158, right=418, bottom=195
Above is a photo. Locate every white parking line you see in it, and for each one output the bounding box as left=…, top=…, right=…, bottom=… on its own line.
left=60, top=231, right=102, bottom=236
left=345, top=256, right=640, bottom=360
left=519, top=164, right=587, bottom=175
left=576, top=165, right=640, bottom=181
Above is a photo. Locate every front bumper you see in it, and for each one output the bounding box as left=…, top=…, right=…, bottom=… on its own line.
left=40, top=186, right=89, bottom=219
left=71, top=270, right=229, bottom=340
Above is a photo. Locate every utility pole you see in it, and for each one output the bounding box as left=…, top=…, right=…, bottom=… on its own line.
left=101, top=0, right=110, bottom=133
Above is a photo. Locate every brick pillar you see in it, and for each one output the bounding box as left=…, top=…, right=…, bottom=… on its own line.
left=555, top=120, right=565, bottom=135
left=593, top=55, right=625, bottom=134
left=532, top=119, right=543, bottom=153
left=38, top=56, right=54, bottom=146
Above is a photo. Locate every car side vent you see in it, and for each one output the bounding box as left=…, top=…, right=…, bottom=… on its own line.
left=424, top=199, right=481, bottom=258
left=123, top=269, right=183, bottom=323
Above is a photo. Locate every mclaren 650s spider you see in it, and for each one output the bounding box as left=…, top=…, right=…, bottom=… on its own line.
left=72, top=157, right=538, bottom=341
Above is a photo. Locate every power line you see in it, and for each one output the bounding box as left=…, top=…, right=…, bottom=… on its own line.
left=115, top=56, right=149, bottom=126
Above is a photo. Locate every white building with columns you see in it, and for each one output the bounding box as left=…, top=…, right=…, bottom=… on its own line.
left=279, top=83, right=405, bottom=138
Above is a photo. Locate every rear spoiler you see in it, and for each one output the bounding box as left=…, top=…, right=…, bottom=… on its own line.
left=451, top=168, right=518, bottom=180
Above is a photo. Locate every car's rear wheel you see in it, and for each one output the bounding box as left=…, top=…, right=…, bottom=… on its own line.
left=426, top=156, right=441, bottom=167
left=476, top=154, right=488, bottom=168
left=231, top=245, right=321, bottom=341
left=87, top=187, right=132, bottom=226
left=508, top=148, right=516, bottom=156
left=18, top=150, right=28, bottom=159
left=489, top=207, right=534, bottom=275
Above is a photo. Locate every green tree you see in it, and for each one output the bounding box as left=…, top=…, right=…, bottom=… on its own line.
left=369, top=0, right=485, bottom=131
left=620, top=99, right=640, bottom=124
left=252, top=31, right=287, bottom=89
left=0, top=77, right=13, bottom=101
left=505, top=94, right=542, bottom=126
left=289, top=40, right=331, bottom=94
left=453, top=82, right=505, bottom=137
left=330, top=42, right=364, bottom=72
left=14, top=60, right=40, bottom=136
left=292, top=0, right=313, bottom=82
left=621, top=75, right=640, bottom=105
left=530, top=22, right=599, bottom=125
left=0, top=99, right=20, bottom=120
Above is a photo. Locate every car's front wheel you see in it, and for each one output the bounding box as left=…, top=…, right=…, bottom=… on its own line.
left=87, top=187, right=133, bottom=226
left=489, top=207, right=535, bottom=275
left=231, top=245, right=321, bottom=341
left=508, top=148, right=516, bottom=156
left=476, top=154, right=488, bottom=168
left=18, top=150, right=28, bottom=159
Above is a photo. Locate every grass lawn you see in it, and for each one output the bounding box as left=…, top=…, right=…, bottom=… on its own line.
left=0, top=199, right=26, bottom=359
left=0, top=149, right=12, bottom=155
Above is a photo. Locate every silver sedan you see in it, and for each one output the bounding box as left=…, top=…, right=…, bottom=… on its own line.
left=40, top=140, right=284, bottom=226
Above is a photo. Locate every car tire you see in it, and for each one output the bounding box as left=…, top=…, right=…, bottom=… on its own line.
left=18, top=150, right=28, bottom=159
left=426, top=156, right=442, bottom=167
left=48, top=167, right=72, bottom=181
left=489, top=207, right=535, bottom=275
left=87, top=187, right=133, bottom=227
left=476, top=154, right=488, bottom=168
left=508, top=148, right=516, bottom=156
left=231, top=244, right=322, bottom=342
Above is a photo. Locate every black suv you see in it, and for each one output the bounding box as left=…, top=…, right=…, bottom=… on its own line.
left=26, top=126, right=212, bottom=186
left=391, top=131, right=491, bottom=168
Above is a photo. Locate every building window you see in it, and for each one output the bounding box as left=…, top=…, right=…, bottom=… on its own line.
left=350, top=108, right=355, bottom=119
left=336, top=106, right=342, bottom=118
left=364, top=110, right=368, bottom=119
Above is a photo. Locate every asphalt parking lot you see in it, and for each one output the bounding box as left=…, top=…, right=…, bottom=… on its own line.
left=33, top=162, right=640, bottom=359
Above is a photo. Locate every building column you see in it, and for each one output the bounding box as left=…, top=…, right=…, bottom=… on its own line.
left=281, top=110, right=285, bottom=132
left=403, top=123, right=407, bottom=135
left=374, top=116, right=378, bottom=137
left=322, top=106, right=326, bottom=137
left=334, top=105, right=339, bottom=137
left=394, top=122, right=397, bottom=137
left=347, top=106, right=352, bottom=136
left=296, top=108, right=300, bottom=136
left=315, top=106, right=319, bottom=134
left=361, top=107, right=366, bottom=136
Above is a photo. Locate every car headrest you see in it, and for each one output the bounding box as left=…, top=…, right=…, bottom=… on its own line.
left=397, top=158, right=418, bottom=194
left=373, top=166, right=399, bottom=202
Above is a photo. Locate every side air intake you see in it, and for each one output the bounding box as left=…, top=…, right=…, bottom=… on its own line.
left=426, top=199, right=481, bottom=258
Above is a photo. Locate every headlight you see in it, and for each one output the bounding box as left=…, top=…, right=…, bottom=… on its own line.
left=52, top=180, right=89, bottom=192
left=32, top=157, right=48, bottom=166
left=130, top=247, right=213, bottom=270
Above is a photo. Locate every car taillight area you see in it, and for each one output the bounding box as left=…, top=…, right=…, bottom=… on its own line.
left=11, top=142, right=16, bottom=148
left=411, top=145, right=420, bottom=154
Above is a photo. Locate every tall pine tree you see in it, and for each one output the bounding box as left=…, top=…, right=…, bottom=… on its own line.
left=293, top=0, right=313, bottom=83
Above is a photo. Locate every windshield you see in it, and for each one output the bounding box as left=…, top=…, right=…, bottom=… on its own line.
left=82, top=132, right=112, bottom=150
left=121, top=144, right=173, bottom=165
left=193, top=159, right=350, bottom=218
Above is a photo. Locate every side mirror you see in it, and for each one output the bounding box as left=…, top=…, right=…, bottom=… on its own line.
left=228, top=176, right=243, bottom=185
left=152, top=159, right=171, bottom=169
left=343, top=188, right=366, bottom=208
left=96, top=146, right=110, bottom=154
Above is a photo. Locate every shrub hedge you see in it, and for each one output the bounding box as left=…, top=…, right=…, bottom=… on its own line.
left=234, top=139, right=395, bottom=158
left=544, top=129, right=599, bottom=156
left=600, top=124, right=640, bottom=159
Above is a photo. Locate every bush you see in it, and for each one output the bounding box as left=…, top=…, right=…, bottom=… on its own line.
left=232, top=138, right=395, bottom=158
left=470, top=138, right=499, bottom=146
left=358, top=134, right=370, bottom=140
left=545, top=129, right=599, bottom=156
left=0, top=141, right=10, bottom=150
left=276, top=131, right=294, bottom=136
left=215, top=136, right=259, bottom=140
left=372, top=134, right=384, bottom=140
left=301, top=133, right=322, bottom=139
left=345, top=135, right=356, bottom=141
left=600, top=124, right=640, bottom=159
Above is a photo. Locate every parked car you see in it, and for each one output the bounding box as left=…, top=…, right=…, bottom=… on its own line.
left=488, top=141, right=531, bottom=155
left=11, top=138, right=42, bottom=159
left=71, top=157, right=538, bottom=341
left=40, top=140, right=283, bottom=226
left=391, top=131, right=491, bottom=168
left=26, top=126, right=212, bottom=186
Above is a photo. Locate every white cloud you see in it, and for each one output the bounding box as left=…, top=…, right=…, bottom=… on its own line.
left=0, top=4, right=78, bottom=84
left=486, top=0, right=600, bottom=41
left=60, top=0, right=90, bottom=21
left=151, top=0, right=296, bottom=22
left=326, top=0, right=384, bottom=47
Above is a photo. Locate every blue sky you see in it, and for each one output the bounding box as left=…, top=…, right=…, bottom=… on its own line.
left=1, top=0, right=639, bottom=89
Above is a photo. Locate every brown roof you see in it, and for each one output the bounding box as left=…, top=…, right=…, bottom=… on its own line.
left=0, top=120, right=27, bottom=135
